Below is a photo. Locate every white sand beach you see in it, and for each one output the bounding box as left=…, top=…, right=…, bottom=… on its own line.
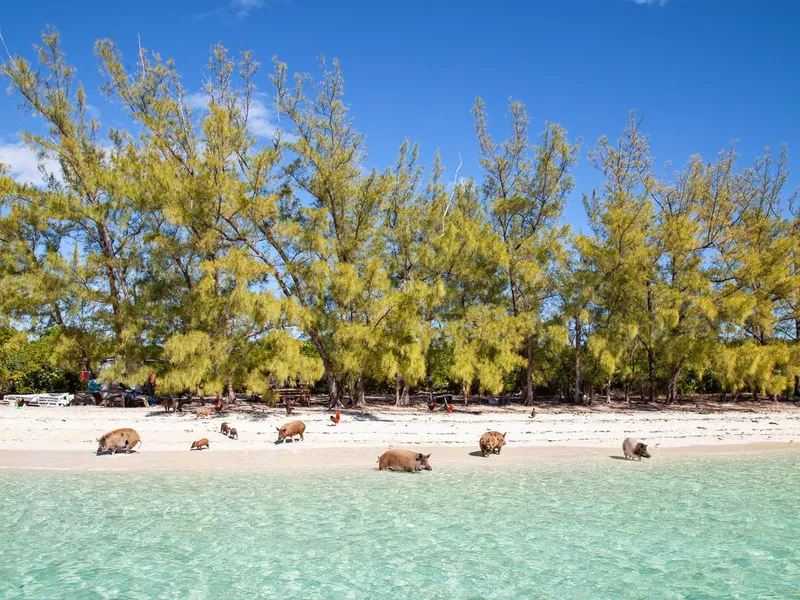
left=1, top=402, right=799, bottom=471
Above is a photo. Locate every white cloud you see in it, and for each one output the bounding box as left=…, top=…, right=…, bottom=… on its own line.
left=185, top=91, right=295, bottom=141
left=631, top=0, right=668, bottom=5
left=0, top=142, right=62, bottom=185
left=230, top=0, right=266, bottom=17
left=246, top=96, right=280, bottom=138
left=184, top=92, right=210, bottom=112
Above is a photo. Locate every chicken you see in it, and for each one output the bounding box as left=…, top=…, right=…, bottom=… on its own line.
left=445, top=403, right=454, bottom=415
left=330, top=410, right=341, bottom=424
left=529, top=407, right=536, bottom=418
left=428, top=399, right=437, bottom=411
left=285, top=401, right=295, bottom=416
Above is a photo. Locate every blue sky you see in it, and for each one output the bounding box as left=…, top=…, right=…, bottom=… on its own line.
left=1, top=0, right=798, bottom=231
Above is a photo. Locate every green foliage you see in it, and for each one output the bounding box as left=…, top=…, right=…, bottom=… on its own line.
left=0, top=327, right=77, bottom=393
left=2, top=29, right=799, bottom=404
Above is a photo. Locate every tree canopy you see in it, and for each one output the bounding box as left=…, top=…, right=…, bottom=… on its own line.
left=2, top=29, right=798, bottom=404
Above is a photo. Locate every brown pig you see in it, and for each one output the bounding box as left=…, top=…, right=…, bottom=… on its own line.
left=228, top=427, right=238, bottom=440
left=162, top=398, right=175, bottom=413
left=479, top=431, right=507, bottom=457
left=195, top=407, right=213, bottom=418
left=190, top=438, right=210, bottom=450
left=622, top=437, right=651, bottom=461
left=276, top=421, right=305, bottom=442
left=96, top=428, right=143, bottom=455
left=377, top=449, right=432, bottom=472
left=220, top=422, right=230, bottom=436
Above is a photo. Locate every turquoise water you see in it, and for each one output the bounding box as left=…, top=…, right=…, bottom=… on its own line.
left=1, top=453, right=799, bottom=599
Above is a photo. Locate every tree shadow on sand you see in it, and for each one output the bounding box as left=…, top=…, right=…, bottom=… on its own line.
left=351, top=412, right=391, bottom=422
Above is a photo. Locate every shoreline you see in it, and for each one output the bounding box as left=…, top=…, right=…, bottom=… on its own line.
left=2, top=404, right=800, bottom=472
left=0, top=442, right=797, bottom=473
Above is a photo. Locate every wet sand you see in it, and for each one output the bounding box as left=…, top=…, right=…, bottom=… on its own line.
left=0, top=442, right=796, bottom=473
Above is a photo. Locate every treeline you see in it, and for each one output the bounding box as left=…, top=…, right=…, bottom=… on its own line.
left=1, top=30, right=799, bottom=406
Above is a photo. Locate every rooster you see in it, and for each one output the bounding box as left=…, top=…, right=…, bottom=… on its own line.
left=529, top=407, right=536, bottom=418
left=445, top=403, right=454, bottom=415
left=330, top=410, right=341, bottom=425
left=427, top=398, right=437, bottom=411
left=285, top=401, right=295, bottom=416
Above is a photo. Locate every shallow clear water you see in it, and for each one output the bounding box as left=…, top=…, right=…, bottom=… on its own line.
left=1, top=453, right=799, bottom=599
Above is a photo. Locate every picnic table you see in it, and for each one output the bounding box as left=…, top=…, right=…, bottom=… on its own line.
left=276, top=388, right=311, bottom=407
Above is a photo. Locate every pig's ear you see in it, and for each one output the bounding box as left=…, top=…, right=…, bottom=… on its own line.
left=636, top=443, right=646, bottom=453
left=416, top=453, right=424, bottom=460
left=276, top=427, right=280, bottom=431
left=502, top=432, right=507, bottom=438
left=425, top=453, right=431, bottom=459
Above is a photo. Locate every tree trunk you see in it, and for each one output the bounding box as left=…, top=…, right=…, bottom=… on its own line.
left=523, top=337, right=535, bottom=406
left=795, top=319, right=800, bottom=397
left=353, top=374, right=366, bottom=408
left=394, top=375, right=410, bottom=407
left=462, top=382, right=469, bottom=405
left=606, top=380, right=611, bottom=403
left=646, top=282, right=656, bottom=403
left=225, top=378, right=236, bottom=404
left=326, top=370, right=343, bottom=409
left=666, top=366, right=681, bottom=405
left=573, top=314, right=582, bottom=404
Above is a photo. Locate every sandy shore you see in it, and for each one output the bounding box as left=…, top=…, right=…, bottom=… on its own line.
left=1, top=443, right=797, bottom=473
left=1, top=403, right=799, bottom=471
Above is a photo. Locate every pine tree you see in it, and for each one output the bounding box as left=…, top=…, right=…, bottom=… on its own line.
left=473, top=98, right=578, bottom=404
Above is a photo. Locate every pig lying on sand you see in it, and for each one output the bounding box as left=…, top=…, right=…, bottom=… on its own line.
left=195, top=407, right=213, bottom=418
left=276, top=421, right=305, bottom=442
left=191, top=438, right=210, bottom=450
left=479, top=431, right=507, bottom=457
left=96, top=428, right=142, bottom=455
left=622, top=437, right=651, bottom=460
left=378, top=449, right=432, bottom=472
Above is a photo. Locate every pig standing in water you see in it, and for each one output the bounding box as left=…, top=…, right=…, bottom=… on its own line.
left=96, top=428, right=143, bottom=455
left=479, top=431, right=507, bottom=457
left=622, top=437, right=651, bottom=461
left=190, top=438, right=210, bottom=450
left=276, top=421, right=305, bottom=442
left=378, top=450, right=432, bottom=472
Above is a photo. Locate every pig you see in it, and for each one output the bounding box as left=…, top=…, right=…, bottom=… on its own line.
left=162, top=398, right=175, bottom=412
left=622, top=437, right=651, bottom=461
left=190, top=438, right=210, bottom=451
left=220, top=422, right=230, bottom=436
left=228, top=427, right=238, bottom=440
left=276, top=421, right=305, bottom=442
left=195, top=407, right=213, bottom=418
left=96, top=428, right=143, bottom=455
left=479, top=431, right=507, bottom=457
left=377, top=449, right=432, bottom=472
